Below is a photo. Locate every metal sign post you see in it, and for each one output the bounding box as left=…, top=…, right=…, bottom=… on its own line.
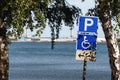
left=83, top=60, right=87, bottom=80
left=76, top=16, right=98, bottom=80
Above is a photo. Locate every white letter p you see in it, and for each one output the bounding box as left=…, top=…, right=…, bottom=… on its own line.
left=84, top=18, right=93, bottom=31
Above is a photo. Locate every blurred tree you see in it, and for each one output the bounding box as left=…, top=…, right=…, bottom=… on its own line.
left=86, top=0, right=120, bottom=80
left=0, top=0, right=81, bottom=79
left=45, top=0, right=81, bottom=48
left=0, top=0, right=51, bottom=79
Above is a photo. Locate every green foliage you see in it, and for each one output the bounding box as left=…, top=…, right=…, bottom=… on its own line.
left=44, top=0, right=81, bottom=49
left=8, top=0, right=49, bottom=38
left=108, top=0, right=120, bottom=27
left=0, top=0, right=52, bottom=38
left=0, top=0, right=81, bottom=41
left=117, top=13, right=120, bottom=25
left=117, top=38, right=120, bottom=43
left=46, top=0, right=81, bottom=39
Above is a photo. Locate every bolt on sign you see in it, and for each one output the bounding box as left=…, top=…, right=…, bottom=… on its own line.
left=76, top=16, right=98, bottom=61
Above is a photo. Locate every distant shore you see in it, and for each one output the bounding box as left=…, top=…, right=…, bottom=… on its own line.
left=10, top=38, right=106, bottom=43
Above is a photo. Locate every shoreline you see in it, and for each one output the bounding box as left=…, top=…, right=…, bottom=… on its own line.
left=10, top=38, right=106, bottom=43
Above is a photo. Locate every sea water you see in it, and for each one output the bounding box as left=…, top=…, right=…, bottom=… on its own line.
left=9, top=42, right=111, bottom=80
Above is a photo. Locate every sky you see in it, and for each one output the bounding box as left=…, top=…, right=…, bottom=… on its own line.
left=23, top=0, right=105, bottom=38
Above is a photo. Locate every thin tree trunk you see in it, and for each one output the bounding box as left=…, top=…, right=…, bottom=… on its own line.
left=98, top=1, right=120, bottom=80
left=0, top=19, right=9, bottom=80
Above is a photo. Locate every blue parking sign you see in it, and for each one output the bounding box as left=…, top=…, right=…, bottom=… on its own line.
left=77, top=34, right=97, bottom=51
left=79, top=16, right=98, bottom=33
left=76, top=16, right=98, bottom=61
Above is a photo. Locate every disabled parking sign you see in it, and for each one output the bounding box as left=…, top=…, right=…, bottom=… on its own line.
left=77, top=35, right=97, bottom=51
left=76, top=16, right=98, bottom=61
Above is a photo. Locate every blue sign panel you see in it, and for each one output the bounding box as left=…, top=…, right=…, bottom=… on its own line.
left=77, top=34, right=97, bottom=51
left=79, top=16, right=98, bottom=33
left=76, top=16, right=98, bottom=61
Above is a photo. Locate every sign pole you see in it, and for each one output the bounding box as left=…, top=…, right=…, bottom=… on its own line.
left=83, top=60, right=87, bottom=80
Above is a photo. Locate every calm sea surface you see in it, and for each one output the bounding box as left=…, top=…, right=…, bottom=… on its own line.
left=9, top=42, right=111, bottom=80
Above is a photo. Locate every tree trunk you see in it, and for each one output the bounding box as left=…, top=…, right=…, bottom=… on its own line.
left=98, top=1, right=120, bottom=80
left=0, top=19, right=9, bottom=80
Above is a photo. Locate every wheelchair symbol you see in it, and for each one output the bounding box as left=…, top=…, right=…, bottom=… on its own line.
left=81, top=36, right=90, bottom=49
